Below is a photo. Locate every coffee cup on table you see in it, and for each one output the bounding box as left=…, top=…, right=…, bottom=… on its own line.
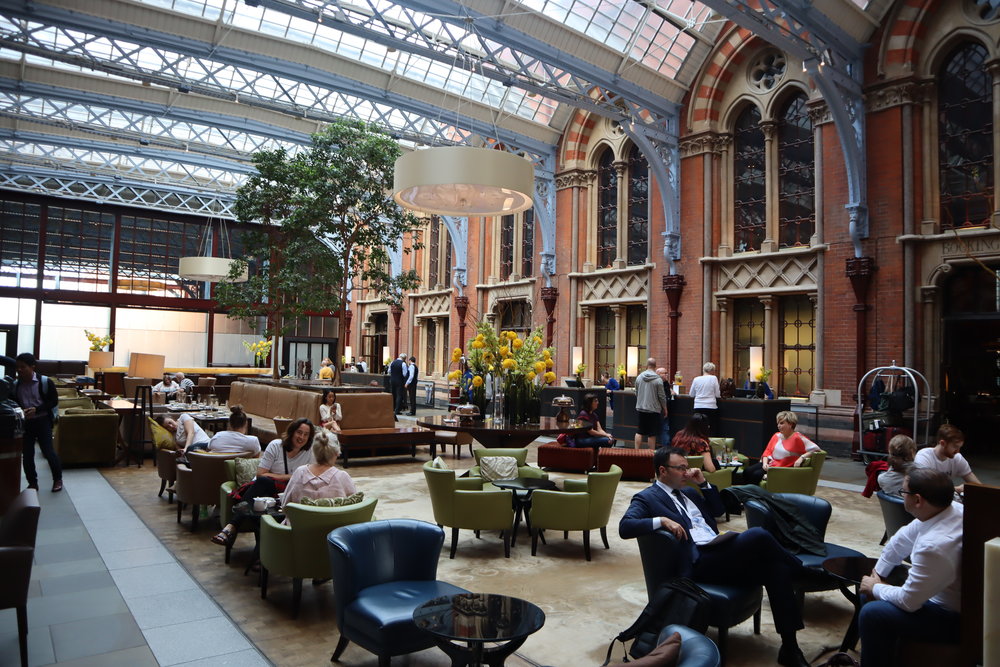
left=253, top=497, right=268, bottom=512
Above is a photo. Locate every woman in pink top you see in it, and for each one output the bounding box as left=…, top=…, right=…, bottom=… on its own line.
left=280, top=430, right=356, bottom=508
left=744, top=410, right=819, bottom=485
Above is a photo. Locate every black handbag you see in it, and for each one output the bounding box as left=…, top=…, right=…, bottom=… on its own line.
left=602, top=577, right=711, bottom=664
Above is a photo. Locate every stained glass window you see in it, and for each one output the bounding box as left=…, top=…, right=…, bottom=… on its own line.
left=777, top=94, right=814, bottom=248
left=597, top=148, right=618, bottom=268
left=734, top=105, right=766, bottom=252
left=627, top=144, right=649, bottom=265
left=939, top=42, right=994, bottom=230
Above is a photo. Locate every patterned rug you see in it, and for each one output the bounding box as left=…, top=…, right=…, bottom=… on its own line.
left=101, top=447, right=885, bottom=666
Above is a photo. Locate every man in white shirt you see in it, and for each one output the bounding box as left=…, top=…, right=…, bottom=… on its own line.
left=859, top=467, right=963, bottom=666
left=913, top=423, right=980, bottom=495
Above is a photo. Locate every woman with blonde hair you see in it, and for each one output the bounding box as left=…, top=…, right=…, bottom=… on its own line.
left=280, top=430, right=356, bottom=507
left=876, top=434, right=916, bottom=497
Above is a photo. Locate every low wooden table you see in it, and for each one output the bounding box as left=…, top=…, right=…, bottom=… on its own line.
left=417, top=415, right=591, bottom=449
left=336, top=426, right=437, bottom=466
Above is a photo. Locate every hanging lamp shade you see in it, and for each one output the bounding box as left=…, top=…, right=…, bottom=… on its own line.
left=178, top=256, right=247, bottom=282
left=392, top=146, right=534, bottom=216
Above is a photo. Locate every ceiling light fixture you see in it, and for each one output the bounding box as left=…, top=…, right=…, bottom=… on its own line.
left=178, top=216, right=248, bottom=283
left=392, top=145, right=534, bottom=216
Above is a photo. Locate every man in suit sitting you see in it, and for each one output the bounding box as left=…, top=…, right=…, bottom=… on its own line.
left=619, top=447, right=809, bottom=667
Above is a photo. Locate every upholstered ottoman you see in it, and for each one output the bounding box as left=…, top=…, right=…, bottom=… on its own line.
left=537, top=442, right=594, bottom=472
left=597, top=447, right=654, bottom=481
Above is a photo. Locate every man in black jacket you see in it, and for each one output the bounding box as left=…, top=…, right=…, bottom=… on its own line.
left=388, top=353, right=407, bottom=415
left=405, top=356, right=419, bottom=416
left=13, top=353, right=63, bottom=492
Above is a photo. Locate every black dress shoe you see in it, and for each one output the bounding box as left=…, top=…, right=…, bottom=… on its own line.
left=52, top=480, right=63, bottom=492
left=777, top=643, right=810, bottom=667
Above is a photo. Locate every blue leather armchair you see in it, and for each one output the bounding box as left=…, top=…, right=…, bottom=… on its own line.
left=658, top=624, right=721, bottom=667
left=744, top=492, right=866, bottom=596
left=637, top=531, right=761, bottom=664
left=327, top=519, right=471, bottom=666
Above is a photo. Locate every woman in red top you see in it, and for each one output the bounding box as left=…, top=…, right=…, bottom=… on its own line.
left=670, top=413, right=717, bottom=472
left=744, top=411, right=819, bottom=484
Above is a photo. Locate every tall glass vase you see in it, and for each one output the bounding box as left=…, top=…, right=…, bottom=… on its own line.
left=492, top=384, right=504, bottom=421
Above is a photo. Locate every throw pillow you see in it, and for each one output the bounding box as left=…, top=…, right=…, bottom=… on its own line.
left=300, top=491, right=365, bottom=507
left=148, top=417, right=176, bottom=451
left=233, top=457, right=259, bottom=487
left=479, top=456, right=518, bottom=482
left=627, top=632, right=681, bottom=666
left=432, top=455, right=449, bottom=470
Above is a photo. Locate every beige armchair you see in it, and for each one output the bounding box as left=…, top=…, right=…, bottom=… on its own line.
left=175, top=452, right=245, bottom=531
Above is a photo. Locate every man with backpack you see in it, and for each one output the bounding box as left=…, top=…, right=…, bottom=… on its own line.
left=619, top=447, right=810, bottom=667
left=13, top=353, right=63, bottom=492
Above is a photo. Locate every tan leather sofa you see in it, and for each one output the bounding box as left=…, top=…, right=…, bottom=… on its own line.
left=228, top=381, right=323, bottom=445
left=330, top=392, right=436, bottom=465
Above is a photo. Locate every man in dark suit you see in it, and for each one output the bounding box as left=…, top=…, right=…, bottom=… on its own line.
left=405, top=356, right=419, bottom=416
left=13, top=353, right=63, bottom=492
left=388, top=353, right=407, bottom=415
left=619, top=447, right=809, bottom=667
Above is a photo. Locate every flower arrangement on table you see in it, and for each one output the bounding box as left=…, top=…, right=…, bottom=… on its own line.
left=447, top=322, right=556, bottom=424
left=753, top=367, right=773, bottom=398
left=243, top=338, right=273, bottom=367
left=84, top=330, right=113, bottom=351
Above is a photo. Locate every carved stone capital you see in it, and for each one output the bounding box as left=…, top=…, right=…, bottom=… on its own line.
left=866, top=81, right=920, bottom=112
left=555, top=169, right=595, bottom=189
left=661, top=274, right=686, bottom=312
left=759, top=120, right=778, bottom=140
left=919, top=285, right=938, bottom=303
left=613, top=161, right=628, bottom=177
left=806, top=99, right=830, bottom=125
left=846, top=256, right=877, bottom=302
left=758, top=296, right=774, bottom=309
left=679, top=132, right=721, bottom=157
left=714, top=295, right=729, bottom=312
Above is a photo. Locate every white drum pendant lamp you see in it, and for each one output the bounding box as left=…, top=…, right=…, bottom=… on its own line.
left=393, top=146, right=534, bottom=216
left=178, top=216, right=248, bottom=283
left=178, top=256, right=247, bottom=282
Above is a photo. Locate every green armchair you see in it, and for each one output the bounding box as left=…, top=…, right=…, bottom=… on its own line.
left=709, top=437, right=748, bottom=464
left=423, top=461, right=515, bottom=558
left=527, top=464, right=622, bottom=561
left=685, top=456, right=734, bottom=490
left=260, top=498, right=377, bottom=617
left=57, top=397, right=94, bottom=412
left=761, top=451, right=827, bottom=495
left=469, top=448, right=548, bottom=479
left=54, top=408, right=120, bottom=466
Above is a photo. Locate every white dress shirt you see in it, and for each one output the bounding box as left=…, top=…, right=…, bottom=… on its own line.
left=651, top=479, right=717, bottom=544
left=873, top=502, right=963, bottom=613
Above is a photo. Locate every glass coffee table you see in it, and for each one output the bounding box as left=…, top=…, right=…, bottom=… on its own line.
left=413, top=592, right=545, bottom=666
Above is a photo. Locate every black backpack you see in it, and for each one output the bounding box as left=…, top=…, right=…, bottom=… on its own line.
left=602, top=578, right=712, bottom=664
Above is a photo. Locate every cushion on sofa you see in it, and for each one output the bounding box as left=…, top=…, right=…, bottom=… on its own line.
left=229, top=381, right=245, bottom=407
left=294, top=390, right=322, bottom=425
left=244, top=383, right=270, bottom=416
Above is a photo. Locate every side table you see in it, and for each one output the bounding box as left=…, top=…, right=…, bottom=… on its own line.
left=413, top=592, right=545, bottom=666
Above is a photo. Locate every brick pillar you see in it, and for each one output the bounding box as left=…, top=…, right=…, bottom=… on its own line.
left=662, top=274, right=686, bottom=378
left=846, top=257, right=876, bottom=388
left=540, top=287, right=558, bottom=347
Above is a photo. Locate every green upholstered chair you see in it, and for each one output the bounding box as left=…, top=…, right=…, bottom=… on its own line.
left=709, top=437, right=748, bottom=464
left=54, top=408, right=120, bottom=466
left=527, top=464, right=622, bottom=561
left=685, top=456, right=734, bottom=490
left=760, top=451, right=827, bottom=495
left=217, top=457, right=261, bottom=563
left=468, top=448, right=548, bottom=479
left=175, top=451, right=244, bottom=531
left=57, top=397, right=93, bottom=412
left=259, top=497, right=377, bottom=617
left=423, top=460, right=515, bottom=558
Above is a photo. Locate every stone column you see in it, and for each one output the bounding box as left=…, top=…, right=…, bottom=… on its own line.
left=662, top=274, right=686, bottom=377
left=580, top=305, right=592, bottom=377
left=614, top=160, right=628, bottom=269
left=759, top=296, right=776, bottom=376
left=846, top=257, right=877, bottom=388
left=715, top=295, right=730, bottom=377
left=760, top=120, right=778, bottom=253
left=540, top=287, right=558, bottom=347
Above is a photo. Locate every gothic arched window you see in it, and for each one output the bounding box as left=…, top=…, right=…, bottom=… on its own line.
left=777, top=93, right=815, bottom=247
left=733, top=105, right=766, bottom=252
left=596, top=148, right=618, bottom=268
left=626, top=144, right=649, bottom=265
left=939, top=41, right=994, bottom=229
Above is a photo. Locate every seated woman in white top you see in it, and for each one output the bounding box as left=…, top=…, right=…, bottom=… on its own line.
left=212, top=418, right=315, bottom=547
left=281, top=430, right=356, bottom=513
left=152, top=373, right=179, bottom=399
left=207, top=405, right=261, bottom=456
left=319, top=388, right=342, bottom=434
left=914, top=424, right=980, bottom=497
left=155, top=412, right=210, bottom=453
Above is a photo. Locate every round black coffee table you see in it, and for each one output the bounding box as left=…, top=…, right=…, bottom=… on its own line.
left=490, top=478, right=557, bottom=547
left=413, top=592, right=545, bottom=666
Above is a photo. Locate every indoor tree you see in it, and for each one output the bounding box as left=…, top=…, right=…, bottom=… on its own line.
left=216, top=119, right=422, bottom=381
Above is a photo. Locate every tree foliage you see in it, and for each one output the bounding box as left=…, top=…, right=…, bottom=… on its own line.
left=216, top=119, right=422, bottom=378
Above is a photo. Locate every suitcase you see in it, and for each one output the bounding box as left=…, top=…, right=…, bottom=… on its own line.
left=862, top=426, right=913, bottom=454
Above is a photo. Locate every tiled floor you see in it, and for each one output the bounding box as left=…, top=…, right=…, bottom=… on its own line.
left=0, top=466, right=270, bottom=667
